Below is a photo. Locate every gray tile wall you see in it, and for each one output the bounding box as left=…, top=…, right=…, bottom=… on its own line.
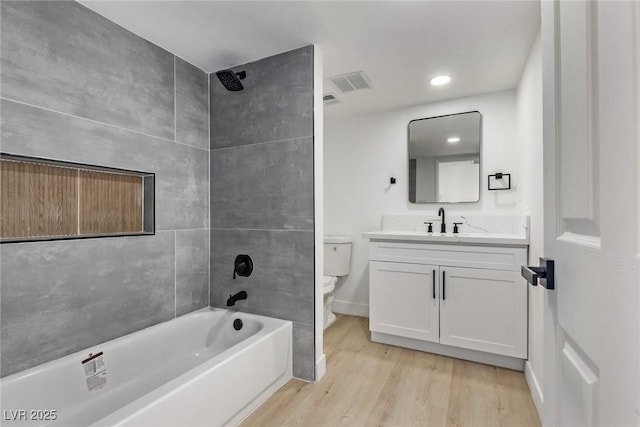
left=0, top=1, right=210, bottom=377
left=209, top=46, right=316, bottom=381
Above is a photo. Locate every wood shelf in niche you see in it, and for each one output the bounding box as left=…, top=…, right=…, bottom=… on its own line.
left=1, top=160, right=78, bottom=239
left=0, top=154, right=154, bottom=243
left=80, top=171, right=143, bottom=234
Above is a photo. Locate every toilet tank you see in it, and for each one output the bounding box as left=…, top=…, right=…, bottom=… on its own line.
left=324, top=236, right=352, bottom=277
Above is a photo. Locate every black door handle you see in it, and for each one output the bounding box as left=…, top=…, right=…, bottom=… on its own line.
left=521, top=258, right=555, bottom=290
left=432, top=269, right=436, bottom=299
left=442, top=270, right=446, bottom=300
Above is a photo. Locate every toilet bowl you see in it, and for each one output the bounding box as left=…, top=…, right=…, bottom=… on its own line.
left=322, top=275, right=337, bottom=329
left=323, top=235, right=352, bottom=329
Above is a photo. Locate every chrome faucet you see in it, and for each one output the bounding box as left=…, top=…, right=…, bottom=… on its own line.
left=438, top=207, right=446, bottom=233
left=226, top=290, right=247, bottom=307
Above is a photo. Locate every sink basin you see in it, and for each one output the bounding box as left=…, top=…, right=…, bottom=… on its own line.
left=362, top=230, right=528, bottom=246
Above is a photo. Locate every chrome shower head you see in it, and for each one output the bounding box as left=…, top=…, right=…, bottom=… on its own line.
left=216, top=70, right=246, bottom=91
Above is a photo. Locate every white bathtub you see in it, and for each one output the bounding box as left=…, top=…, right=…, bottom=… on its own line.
left=1, top=308, right=292, bottom=427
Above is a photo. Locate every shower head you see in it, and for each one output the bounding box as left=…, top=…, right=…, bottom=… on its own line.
left=216, top=70, right=246, bottom=91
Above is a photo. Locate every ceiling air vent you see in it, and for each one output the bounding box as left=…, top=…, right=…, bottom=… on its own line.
left=323, top=93, right=340, bottom=105
left=328, top=71, right=372, bottom=93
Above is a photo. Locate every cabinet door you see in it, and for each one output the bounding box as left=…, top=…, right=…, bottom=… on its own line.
left=439, top=266, right=527, bottom=358
left=369, top=261, right=439, bottom=343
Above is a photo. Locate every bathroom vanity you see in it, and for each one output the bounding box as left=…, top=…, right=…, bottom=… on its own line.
left=364, top=215, right=529, bottom=370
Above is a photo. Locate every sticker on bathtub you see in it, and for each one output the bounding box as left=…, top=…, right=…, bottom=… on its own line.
left=81, top=351, right=107, bottom=391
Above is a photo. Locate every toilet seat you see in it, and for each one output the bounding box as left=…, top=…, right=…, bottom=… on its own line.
left=322, top=275, right=336, bottom=294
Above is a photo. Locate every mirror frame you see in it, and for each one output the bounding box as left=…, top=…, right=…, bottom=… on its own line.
left=407, top=111, right=482, bottom=204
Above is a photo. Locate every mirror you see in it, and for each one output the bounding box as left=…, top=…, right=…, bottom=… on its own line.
left=408, top=111, right=481, bottom=203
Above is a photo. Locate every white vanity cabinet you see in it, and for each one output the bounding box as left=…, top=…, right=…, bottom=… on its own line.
left=369, top=261, right=440, bottom=343
left=368, top=239, right=528, bottom=368
left=438, top=266, right=526, bottom=358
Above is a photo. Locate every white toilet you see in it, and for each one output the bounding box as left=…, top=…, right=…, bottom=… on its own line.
left=323, top=235, right=352, bottom=329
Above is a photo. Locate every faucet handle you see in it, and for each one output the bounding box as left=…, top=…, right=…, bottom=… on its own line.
left=453, top=222, right=463, bottom=234
left=233, top=255, right=253, bottom=279
left=423, top=222, right=433, bottom=233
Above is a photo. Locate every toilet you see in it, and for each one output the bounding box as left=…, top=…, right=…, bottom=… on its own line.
left=323, top=235, right=352, bottom=329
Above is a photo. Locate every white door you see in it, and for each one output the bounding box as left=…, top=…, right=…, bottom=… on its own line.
left=369, top=261, right=440, bottom=343
left=541, top=1, right=639, bottom=425
left=439, top=267, right=527, bottom=358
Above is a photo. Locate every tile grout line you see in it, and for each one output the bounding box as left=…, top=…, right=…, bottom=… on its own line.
left=208, top=227, right=211, bottom=309
left=208, top=70, right=211, bottom=153
left=292, top=320, right=314, bottom=327
left=208, top=72, right=211, bottom=308
left=174, top=230, right=177, bottom=318
left=173, top=56, right=177, bottom=142
left=210, top=135, right=314, bottom=153
left=0, top=96, right=208, bottom=152
left=210, top=227, right=314, bottom=233
left=157, top=227, right=208, bottom=232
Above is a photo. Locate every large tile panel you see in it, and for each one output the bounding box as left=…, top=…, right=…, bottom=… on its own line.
left=176, top=229, right=210, bottom=316
left=210, top=229, right=314, bottom=324
left=0, top=232, right=175, bottom=377
left=293, top=322, right=315, bottom=381
left=210, top=46, right=313, bottom=149
left=210, top=138, right=314, bottom=231
left=0, top=1, right=174, bottom=139
left=1, top=99, right=208, bottom=231
left=176, top=57, right=209, bottom=150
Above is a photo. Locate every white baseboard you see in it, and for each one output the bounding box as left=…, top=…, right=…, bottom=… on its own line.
left=525, top=361, right=544, bottom=421
left=332, top=300, right=369, bottom=317
left=372, top=332, right=525, bottom=371
left=315, top=354, right=326, bottom=382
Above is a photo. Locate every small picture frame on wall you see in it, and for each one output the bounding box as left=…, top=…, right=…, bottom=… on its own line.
left=488, top=173, right=511, bottom=190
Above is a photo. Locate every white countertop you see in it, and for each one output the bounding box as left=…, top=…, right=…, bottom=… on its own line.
left=363, top=230, right=529, bottom=246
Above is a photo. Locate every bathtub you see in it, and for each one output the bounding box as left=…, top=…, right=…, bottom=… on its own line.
left=1, top=308, right=292, bottom=427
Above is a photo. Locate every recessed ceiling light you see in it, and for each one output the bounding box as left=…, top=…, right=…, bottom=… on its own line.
left=430, top=75, right=451, bottom=86
left=447, top=137, right=460, bottom=143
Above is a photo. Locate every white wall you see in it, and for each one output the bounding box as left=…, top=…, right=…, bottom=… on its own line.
left=517, top=31, right=544, bottom=414
left=324, top=90, right=522, bottom=315
left=313, top=46, right=326, bottom=381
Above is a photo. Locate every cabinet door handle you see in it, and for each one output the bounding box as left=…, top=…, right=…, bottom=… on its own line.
left=442, top=270, right=446, bottom=300
left=432, top=269, right=436, bottom=299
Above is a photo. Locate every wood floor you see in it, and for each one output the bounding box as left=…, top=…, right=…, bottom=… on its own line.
left=242, top=315, right=541, bottom=427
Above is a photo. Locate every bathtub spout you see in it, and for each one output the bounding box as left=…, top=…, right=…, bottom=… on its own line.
left=227, top=290, right=248, bottom=306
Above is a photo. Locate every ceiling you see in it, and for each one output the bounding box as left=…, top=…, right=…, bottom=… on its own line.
left=80, top=1, right=540, bottom=117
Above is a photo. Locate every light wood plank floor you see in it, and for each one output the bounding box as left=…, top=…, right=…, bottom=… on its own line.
left=242, top=315, right=541, bottom=427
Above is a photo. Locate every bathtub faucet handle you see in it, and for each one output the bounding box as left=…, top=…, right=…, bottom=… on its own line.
left=233, top=255, right=253, bottom=279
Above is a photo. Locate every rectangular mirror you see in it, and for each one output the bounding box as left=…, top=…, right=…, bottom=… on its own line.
left=408, top=111, right=481, bottom=203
